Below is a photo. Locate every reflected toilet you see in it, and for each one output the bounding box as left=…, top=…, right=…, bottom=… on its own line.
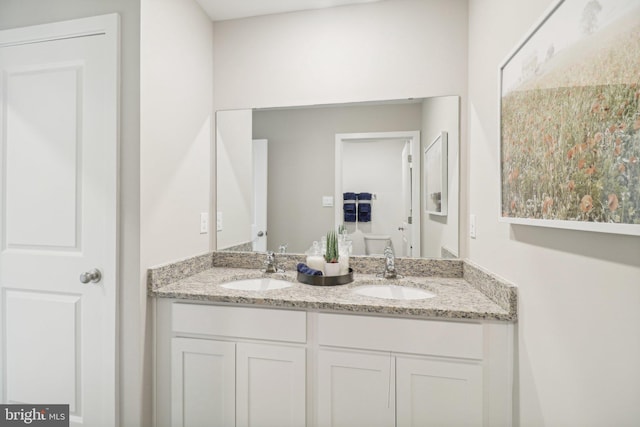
left=363, top=234, right=392, bottom=255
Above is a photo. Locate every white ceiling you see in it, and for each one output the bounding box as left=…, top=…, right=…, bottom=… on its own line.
left=195, top=0, right=384, bottom=21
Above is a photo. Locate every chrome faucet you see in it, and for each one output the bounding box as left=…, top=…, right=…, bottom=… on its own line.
left=262, top=251, right=283, bottom=273
left=382, top=245, right=398, bottom=279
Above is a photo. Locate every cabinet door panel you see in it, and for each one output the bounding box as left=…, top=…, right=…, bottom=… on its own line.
left=171, top=338, right=236, bottom=427
left=317, top=349, right=395, bottom=427
left=396, top=356, right=482, bottom=427
left=236, top=342, right=306, bottom=427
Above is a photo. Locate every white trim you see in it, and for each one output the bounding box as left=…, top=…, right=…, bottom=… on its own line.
left=335, top=131, right=421, bottom=256
left=0, top=14, right=118, bottom=47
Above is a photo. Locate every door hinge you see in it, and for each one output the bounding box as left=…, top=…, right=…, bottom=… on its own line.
left=407, top=154, right=412, bottom=163
left=408, top=216, right=413, bottom=224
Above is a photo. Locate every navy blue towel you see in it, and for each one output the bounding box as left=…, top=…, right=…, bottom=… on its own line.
left=343, top=203, right=356, bottom=222
left=297, top=263, right=323, bottom=276
left=358, top=203, right=371, bottom=222
left=358, top=193, right=372, bottom=222
left=343, top=192, right=357, bottom=223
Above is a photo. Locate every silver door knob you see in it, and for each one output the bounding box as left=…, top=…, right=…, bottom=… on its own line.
left=257, top=231, right=264, bottom=237
left=80, top=268, right=102, bottom=284
left=398, top=227, right=405, bottom=231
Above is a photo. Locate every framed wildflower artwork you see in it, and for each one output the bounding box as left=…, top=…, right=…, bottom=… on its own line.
left=499, top=0, right=640, bottom=235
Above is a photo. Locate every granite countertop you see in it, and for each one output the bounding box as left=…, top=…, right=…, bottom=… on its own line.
left=150, top=264, right=515, bottom=321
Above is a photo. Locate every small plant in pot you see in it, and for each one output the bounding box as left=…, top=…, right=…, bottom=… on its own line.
left=324, top=230, right=341, bottom=276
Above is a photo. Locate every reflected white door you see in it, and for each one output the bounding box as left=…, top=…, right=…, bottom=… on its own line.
left=252, top=139, right=268, bottom=251
left=0, top=15, right=119, bottom=426
left=401, top=141, right=412, bottom=257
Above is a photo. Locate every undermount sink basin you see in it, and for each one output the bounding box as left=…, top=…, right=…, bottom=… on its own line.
left=220, top=278, right=292, bottom=291
left=352, top=284, right=435, bottom=300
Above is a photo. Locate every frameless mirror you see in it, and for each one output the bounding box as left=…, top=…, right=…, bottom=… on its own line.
left=216, top=96, right=459, bottom=259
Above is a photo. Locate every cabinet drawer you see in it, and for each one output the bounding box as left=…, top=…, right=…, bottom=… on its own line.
left=318, top=313, right=482, bottom=359
left=172, top=303, right=306, bottom=343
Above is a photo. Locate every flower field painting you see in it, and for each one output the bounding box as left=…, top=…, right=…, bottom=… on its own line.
left=500, top=0, right=640, bottom=235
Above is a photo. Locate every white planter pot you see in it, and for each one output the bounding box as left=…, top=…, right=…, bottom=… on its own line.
left=324, top=262, right=341, bottom=277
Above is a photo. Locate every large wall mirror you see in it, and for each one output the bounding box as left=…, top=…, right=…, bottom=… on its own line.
left=216, top=96, right=459, bottom=259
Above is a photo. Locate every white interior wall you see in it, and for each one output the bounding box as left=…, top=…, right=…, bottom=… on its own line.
left=0, top=1, right=144, bottom=425
left=140, top=1, right=213, bottom=426
left=141, top=0, right=212, bottom=267
left=468, top=1, right=640, bottom=425
left=212, top=0, right=469, bottom=112
left=216, top=110, right=253, bottom=249
left=421, top=96, right=459, bottom=258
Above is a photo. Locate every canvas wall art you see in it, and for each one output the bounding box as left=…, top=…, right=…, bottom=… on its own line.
left=499, top=0, right=640, bottom=235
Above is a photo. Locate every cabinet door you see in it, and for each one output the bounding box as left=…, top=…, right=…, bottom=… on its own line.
left=396, top=356, right=483, bottom=427
left=236, top=342, right=306, bottom=427
left=171, top=338, right=236, bottom=427
left=317, top=349, right=395, bottom=427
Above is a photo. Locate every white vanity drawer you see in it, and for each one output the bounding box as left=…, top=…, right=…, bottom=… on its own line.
left=172, top=303, right=306, bottom=343
left=318, top=313, right=482, bottom=359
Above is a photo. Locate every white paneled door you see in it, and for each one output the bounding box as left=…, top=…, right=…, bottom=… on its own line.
left=0, top=15, right=119, bottom=427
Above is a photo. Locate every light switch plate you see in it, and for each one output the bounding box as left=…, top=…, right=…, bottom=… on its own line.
left=322, top=196, right=334, bottom=207
left=470, top=214, right=476, bottom=238
left=200, top=212, right=209, bottom=234
left=216, top=212, right=223, bottom=232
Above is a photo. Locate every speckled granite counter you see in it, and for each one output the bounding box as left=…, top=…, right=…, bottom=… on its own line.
left=148, top=252, right=517, bottom=321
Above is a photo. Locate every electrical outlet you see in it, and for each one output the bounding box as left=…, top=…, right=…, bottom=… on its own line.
left=216, top=212, right=223, bottom=232
left=200, top=212, right=209, bottom=234
left=470, top=214, right=477, bottom=238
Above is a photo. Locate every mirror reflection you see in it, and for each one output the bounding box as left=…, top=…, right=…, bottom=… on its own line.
left=216, top=96, right=459, bottom=259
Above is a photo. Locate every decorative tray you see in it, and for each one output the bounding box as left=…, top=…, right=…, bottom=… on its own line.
left=297, top=268, right=354, bottom=286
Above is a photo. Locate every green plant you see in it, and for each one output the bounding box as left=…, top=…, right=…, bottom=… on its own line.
left=324, top=230, right=339, bottom=263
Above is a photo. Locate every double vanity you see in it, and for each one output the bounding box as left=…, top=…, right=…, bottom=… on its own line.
left=150, top=251, right=517, bottom=427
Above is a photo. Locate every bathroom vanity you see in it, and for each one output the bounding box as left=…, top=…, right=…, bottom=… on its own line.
left=150, top=252, right=517, bottom=427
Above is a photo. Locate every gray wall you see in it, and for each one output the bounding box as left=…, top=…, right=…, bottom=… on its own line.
left=253, top=102, right=422, bottom=252
left=468, top=0, right=640, bottom=424
left=421, top=96, right=460, bottom=258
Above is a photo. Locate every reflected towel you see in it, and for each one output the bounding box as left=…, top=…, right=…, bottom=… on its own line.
left=297, top=262, right=323, bottom=276
left=358, top=193, right=372, bottom=222
left=344, top=201, right=356, bottom=223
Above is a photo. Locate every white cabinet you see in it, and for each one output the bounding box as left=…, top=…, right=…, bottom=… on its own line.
left=155, top=301, right=513, bottom=427
left=317, top=349, right=394, bottom=427
left=171, top=338, right=235, bottom=427
left=316, top=313, right=510, bottom=427
left=236, top=342, right=306, bottom=427
left=161, top=302, right=307, bottom=427
left=316, top=348, right=483, bottom=427
left=396, top=356, right=483, bottom=427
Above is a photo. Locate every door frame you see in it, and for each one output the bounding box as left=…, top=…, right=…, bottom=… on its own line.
left=0, top=14, right=120, bottom=424
left=252, top=139, right=268, bottom=252
left=335, top=131, right=421, bottom=257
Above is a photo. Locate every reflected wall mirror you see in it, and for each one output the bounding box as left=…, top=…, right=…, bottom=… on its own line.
left=216, top=96, right=460, bottom=259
